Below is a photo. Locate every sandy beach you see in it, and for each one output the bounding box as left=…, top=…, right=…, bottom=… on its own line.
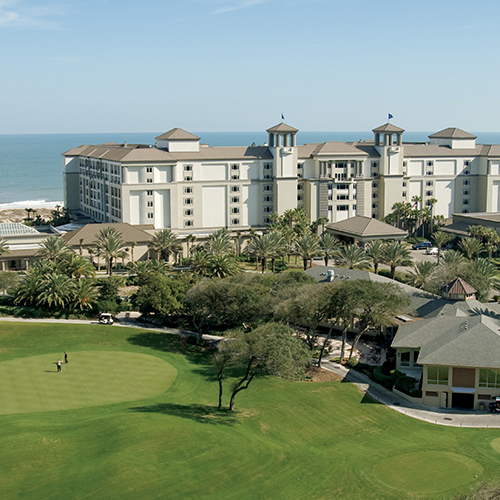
left=0, top=206, right=58, bottom=224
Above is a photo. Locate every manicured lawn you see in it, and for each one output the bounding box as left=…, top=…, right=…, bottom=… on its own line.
left=1, top=321, right=500, bottom=499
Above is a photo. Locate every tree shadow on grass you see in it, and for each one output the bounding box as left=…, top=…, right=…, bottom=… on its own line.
left=130, top=403, right=238, bottom=426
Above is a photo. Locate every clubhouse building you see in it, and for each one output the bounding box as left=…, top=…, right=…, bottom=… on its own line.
left=63, top=122, right=500, bottom=233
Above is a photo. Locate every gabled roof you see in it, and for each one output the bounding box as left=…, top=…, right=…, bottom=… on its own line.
left=441, top=277, right=477, bottom=295
left=311, top=141, right=369, bottom=156
left=155, top=128, right=200, bottom=141
left=266, top=123, right=299, bottom=133
left=372, top=123, right=405, bottom=133
left=429, top=128, right=477, bottom=140
left=61, top=223, right=153, bottom=247
left=326, top=216, right=407, bottom=238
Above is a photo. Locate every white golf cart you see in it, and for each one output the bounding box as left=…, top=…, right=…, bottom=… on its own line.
left=99, top=313, right=114, bottom=325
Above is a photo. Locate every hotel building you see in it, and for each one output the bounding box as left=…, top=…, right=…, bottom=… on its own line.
left=63, top=122, right=500, bottom=232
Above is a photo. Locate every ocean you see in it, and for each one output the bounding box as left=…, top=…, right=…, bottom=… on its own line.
left=1, top=130, right=500, bottom=208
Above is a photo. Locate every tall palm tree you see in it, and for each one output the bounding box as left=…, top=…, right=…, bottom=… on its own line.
left=381, top=241, right=412, bottom=279
left=185, top=234, right=197, bottom=256
left=190, top=250, right=211, bottom=276
left=0, top=238, right=10, bottom=270
left=295, top=233, right=321, bottom=271
left=148, top=228, right=181, bottom=262
left=407, top=261, right=437, bottom=289
left=458, top=237, right=483, bottom=261
left=440, top=249, right=466, bottom=269
left=206, top=254, right=241, bottom=278
left=365, top=239, right=384, bottom=274
left=72, top=278, right=99, bottom=311
left=334, top=244, right=371, bottom=270
left=320, top=233, right=340, bottom=266
left=61, top=253, right=96, bottom=280
left=37, top=274, right=75, bottom=308
left=95, top=227, right=128, bottom=275
left=37, top=235, right=71, bottom=261
left=247, top=233, right=280, bottom=273
left=431, top=231, right=452, bottom=264
left=206, top=228, right=234, bottom=256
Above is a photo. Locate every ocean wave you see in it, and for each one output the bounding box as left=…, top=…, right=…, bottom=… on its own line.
left=0, top=200, right=64, bottom=210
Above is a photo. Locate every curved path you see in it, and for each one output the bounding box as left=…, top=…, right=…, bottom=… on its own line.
left=322, top=362, right=500, bottom=428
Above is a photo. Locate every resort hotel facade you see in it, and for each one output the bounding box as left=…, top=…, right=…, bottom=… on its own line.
left=63, top=122, right=500, bottom=232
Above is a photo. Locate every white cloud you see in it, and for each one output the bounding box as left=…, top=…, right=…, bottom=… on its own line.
left=211, top=0, right=271, bottom=15
left=0, top=0, right=63, bottom=28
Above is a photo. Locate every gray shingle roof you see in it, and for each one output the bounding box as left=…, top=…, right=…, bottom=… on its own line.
left=61, top=223, right=153, bottom=247
left=266, top=123, right=299, bottom=133
left=429, top=128, right=477, bottom=140
left=325, top=216, right=407, bottom=238
left=155, top=128, right=200, bottom=141
left=372, top=123, right=405, bottom=133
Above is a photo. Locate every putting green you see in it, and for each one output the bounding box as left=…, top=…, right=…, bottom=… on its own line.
left=491, top=437, right=500, bottom=453
left=0, top=351, right=177, bottom=415
left=373, top=451, right=483, bottom=494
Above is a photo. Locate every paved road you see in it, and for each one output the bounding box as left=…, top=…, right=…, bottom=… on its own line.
left=322, top=362, right=500, bottom=428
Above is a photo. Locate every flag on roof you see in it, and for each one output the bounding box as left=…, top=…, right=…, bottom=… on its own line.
left=281, top=113, right=285, bottom=120
left=388, top=113, right=394, bottom=120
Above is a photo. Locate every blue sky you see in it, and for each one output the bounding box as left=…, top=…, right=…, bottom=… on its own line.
left=1, top=0, right=500, bottom=134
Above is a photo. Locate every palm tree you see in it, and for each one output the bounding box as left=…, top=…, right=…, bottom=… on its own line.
left=247, top=232, right=281, bottom=273
left=431, top=231, right=453, bottom=264
left=190, top=250, right=211, bottom=276
left=440, top=249, right=466, bottom=269
left=206, top=228, right=234, bottom=256
left=381, top=241, right=412, bottom=279
left=0, top=238, right=10, bottom=270
left=148, top=228, right=182, bottom=262
left=14, top=270, right=42, bottom=306
left=130, top=241, right=137, bottom=264
left=37, top=235, right=71, bottom=261
left=185, top=234, right=197, bottom=256
left=365, top=240, right=384, bottom=274
left=320, top=233, right=340, bottom=266
left=61, top=253, right=96, bottom=280
left=458, top=237, right=483, bottom=261
left=37, top=274, right=74, bottom=308
left=72, top=279, right=99, bottom=310
left=334, top=244, right=371, bottom=270
left=95, top=227, right=128, bottom=275
left=206, top=254, right=241, bottom=278
left=295, top=233, right=321, bottom=271
left=407, top=261, right=437, bottom=289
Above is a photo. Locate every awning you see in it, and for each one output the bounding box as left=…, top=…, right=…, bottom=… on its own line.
left=451, top=387, right=475, bottom=394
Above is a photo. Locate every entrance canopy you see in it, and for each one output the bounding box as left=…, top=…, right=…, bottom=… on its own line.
left=325, top=216, right=407, bottom=245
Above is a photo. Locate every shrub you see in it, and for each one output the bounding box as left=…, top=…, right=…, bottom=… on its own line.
left=330, top=357, right=341, bottom=364
left=373, top=366, right=396, bottom=390
left=381, top=359, right=395, bottom=375
left=393, top=370, right=417, bottom=394
left=345, top=357, right=359, bottom=368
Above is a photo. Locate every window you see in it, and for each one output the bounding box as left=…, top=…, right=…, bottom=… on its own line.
left=297, top=194, right=304, bottom=201
left=264, top=217, right=271, bottom=224
left=297, top=173, right=303, bottom=178
left=230, top=218, right=240, bottom=225
left=403, top=161, right=407, bottom=167
left=463, top=199, right=470, bottom=205
left=184, top=175, right=192, bottom=181
left=184, top=164, right=193, bottom=171
left=231, top=207, right=240, bottom=214
left=462, top=209, right=470, bottom=213
left=147, top=190, right=153, bottom=196
left=337, top=205, right=349, bottom=211
left=263, top=174, right=272, bottom=180
left=372, top=202, right=378, bottom=209
left=231, top=174, right=240, bottom=180
left=402, top=181, right=407, bottom=187
left=184, top=209, right=194, bottom=216
left=400, top=349, right=411, bottom=367
left=371, top=161, right=379, bottom=169
left=463, top=179, right=471, bottom=186
left=231, top=196, right=240, bottom=203
left=147, top=212, right=153, bottom=219
left=479, top=369, right=500, bottom=388
left=146, top=178, right=153, bottom=183
left=184, top=198, right=193, bottom=205
left=263, top=195, right=272, bottom=202
left=372, top=193, right=378, bottom=199
left=184, top=187, right=192, bottom=195
left=146, top=167, right=153, bottom=173
left=264, top=163, right=272, bottom=170
left=373, top=182, right=378, bottom=188
left=231, top=186, right=240, bottom=193
left=263, top=185, right=272, bottom=192
left=426, top=180, right=433, bottom=187
left=184, top=220, right=194, bottom=227
left=231, top=164, right=239, bottom=170
left=337, top=184, right=348, bottom=190
left=426, top=170, right=433, bottom=176
left=402, top=191, right=407, bottom=198
left=427, top=161, right=434, bottom=167
left=463, top=189, right=470, bottom=196
left=427, top=366, right=449, bottom=385
left=337, top=194, right=348, bottom=200
left=328, top=182, right=334, bottom=190
left=297, top=184, right=304, bottom=191
left=263, top=206, right=272, bottom=213
left=147, top=201, right=153, bottom=207
left=426, top=191, right=433, bottom=197
left=464, top=160, right=470, bottom=166
left=328, top=205, right=333, bottom=211
left=297, top=163, right=303, bottom=169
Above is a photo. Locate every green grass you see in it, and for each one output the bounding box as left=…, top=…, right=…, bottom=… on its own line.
left=1, top=322, right=500, bottom=500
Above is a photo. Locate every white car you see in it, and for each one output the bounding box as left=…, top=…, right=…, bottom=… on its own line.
left=426, top=247, right=439, bottom=255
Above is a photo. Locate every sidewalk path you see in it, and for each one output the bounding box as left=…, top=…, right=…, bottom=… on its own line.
left=322, top=361, right=500, bottom=428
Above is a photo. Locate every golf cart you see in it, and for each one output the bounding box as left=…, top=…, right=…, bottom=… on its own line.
left=99, top=313, right=114, bottom=325
left=489, top=396, right=500, bottom=413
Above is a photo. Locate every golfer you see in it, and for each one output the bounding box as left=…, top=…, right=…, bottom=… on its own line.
left=64, top=352, right=68, bottom=364
left=57, top=359, right=62, bottom=372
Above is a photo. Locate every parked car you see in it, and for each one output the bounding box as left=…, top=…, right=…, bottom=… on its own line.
left=426, top=247, right=439, bottom=255
left=412, top=241, right=432, bottom=250
left=489, top=396, right=500, bottom=413
left=99, top=313, right=114, bottom=325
